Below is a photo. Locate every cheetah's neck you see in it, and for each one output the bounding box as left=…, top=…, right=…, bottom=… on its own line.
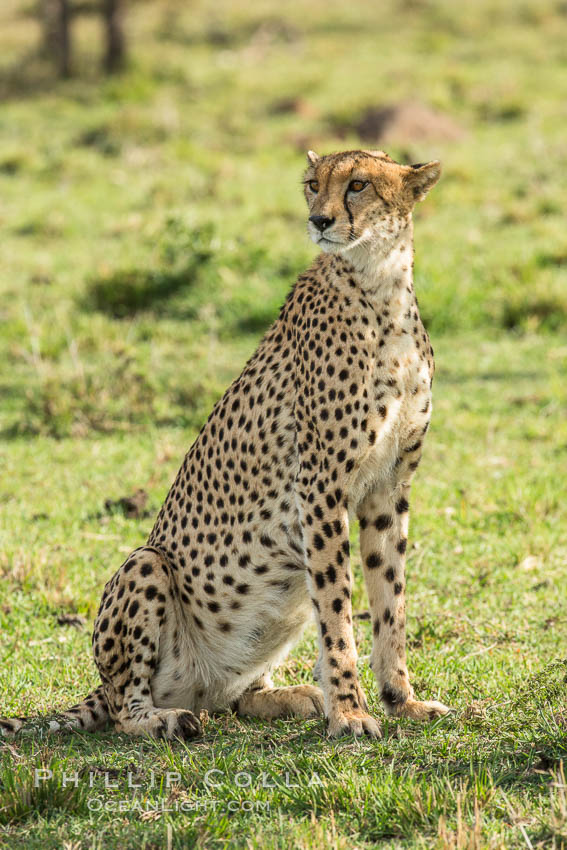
left=340, top=217, right=415, bottom=313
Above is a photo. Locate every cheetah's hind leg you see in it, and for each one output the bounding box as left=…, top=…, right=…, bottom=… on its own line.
left=93, top=546, right=202, bottom=741
left=237, top=674, right=324, bottom=721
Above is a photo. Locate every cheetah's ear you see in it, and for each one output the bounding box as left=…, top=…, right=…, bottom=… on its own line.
left=403, top=160, right=441, bottom=202
left=306, top=150, right=320, bottom=166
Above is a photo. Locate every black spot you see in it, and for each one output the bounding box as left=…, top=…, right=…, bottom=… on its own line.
left=381, top=684, right=405, bottom=707
left=374, top=515, right=393, bottom=531
left=405, top=441, right=422, bottom=453
left=313, top=534, right=325, bottom=551
left=366, top=552, right=382, bottom=569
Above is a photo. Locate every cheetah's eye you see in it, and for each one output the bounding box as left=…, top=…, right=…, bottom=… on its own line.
left=308, top=180, right=319, bottom=193
left=349, top=180, right=367, bottom=193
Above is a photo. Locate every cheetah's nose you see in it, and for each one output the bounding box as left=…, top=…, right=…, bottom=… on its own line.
left=309, top=215, right=335, bottom=233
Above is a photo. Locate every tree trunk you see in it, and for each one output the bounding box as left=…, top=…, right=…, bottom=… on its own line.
left=42, top=0, right=71, bottom=78
left=102, top=0, right=125, bottom=74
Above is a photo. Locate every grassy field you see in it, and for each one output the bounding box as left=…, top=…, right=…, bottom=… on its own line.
left=1, top=0, right=567, bottom=846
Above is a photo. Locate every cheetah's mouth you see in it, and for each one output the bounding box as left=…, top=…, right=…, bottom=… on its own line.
left=316, top=235, right=345, bottom=249
left=308, top=225, right=347, bottom=251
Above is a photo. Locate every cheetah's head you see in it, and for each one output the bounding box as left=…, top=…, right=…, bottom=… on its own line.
left=303, top=149, right=440, bottom=255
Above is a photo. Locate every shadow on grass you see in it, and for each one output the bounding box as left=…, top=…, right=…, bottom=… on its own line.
left=83, top=220, right=214, bottom=318
left=500, top=296, right=567, bottom=332
left=2, top=721, right=562, bottom=838
left=85, top=265, right=199, bottom=318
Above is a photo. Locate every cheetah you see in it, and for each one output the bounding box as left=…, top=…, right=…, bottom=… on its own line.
left=1, top=149, right=450, bottom=741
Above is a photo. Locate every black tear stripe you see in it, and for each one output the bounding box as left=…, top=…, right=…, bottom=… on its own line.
left=343, top=190, right=354, bottom=240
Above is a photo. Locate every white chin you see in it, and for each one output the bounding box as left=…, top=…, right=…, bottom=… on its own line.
left=313, top=236, right=344, bottom=253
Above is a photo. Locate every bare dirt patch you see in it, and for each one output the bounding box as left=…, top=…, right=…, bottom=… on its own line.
left=332, top=101, right=464, bottom=145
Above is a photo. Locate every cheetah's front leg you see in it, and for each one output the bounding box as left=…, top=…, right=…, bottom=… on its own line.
left=357, top=484, right=450, bottom=721
left=305, top=501, right=381, bottom=738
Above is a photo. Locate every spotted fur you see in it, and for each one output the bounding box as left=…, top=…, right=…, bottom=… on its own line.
left=1, top=150, right=450, bottom=741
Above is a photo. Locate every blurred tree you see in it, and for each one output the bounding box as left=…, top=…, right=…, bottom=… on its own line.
left=40, top=0, right=126, bottom=77
left=103, top=0, right=126, bottom=73
left=42, top=0, right=71, bottom=78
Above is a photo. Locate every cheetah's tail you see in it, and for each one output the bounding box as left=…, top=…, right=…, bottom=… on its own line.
left=0, top=684, right=110, bottom=738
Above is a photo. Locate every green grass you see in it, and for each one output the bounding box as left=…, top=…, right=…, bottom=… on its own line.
left=1, top=0, right=567, bottom=847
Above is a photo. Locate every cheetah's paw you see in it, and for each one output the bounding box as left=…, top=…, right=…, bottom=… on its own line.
left=327, top=709, right=382, bottom=739
left=390, top=698, right=451, bottom=721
